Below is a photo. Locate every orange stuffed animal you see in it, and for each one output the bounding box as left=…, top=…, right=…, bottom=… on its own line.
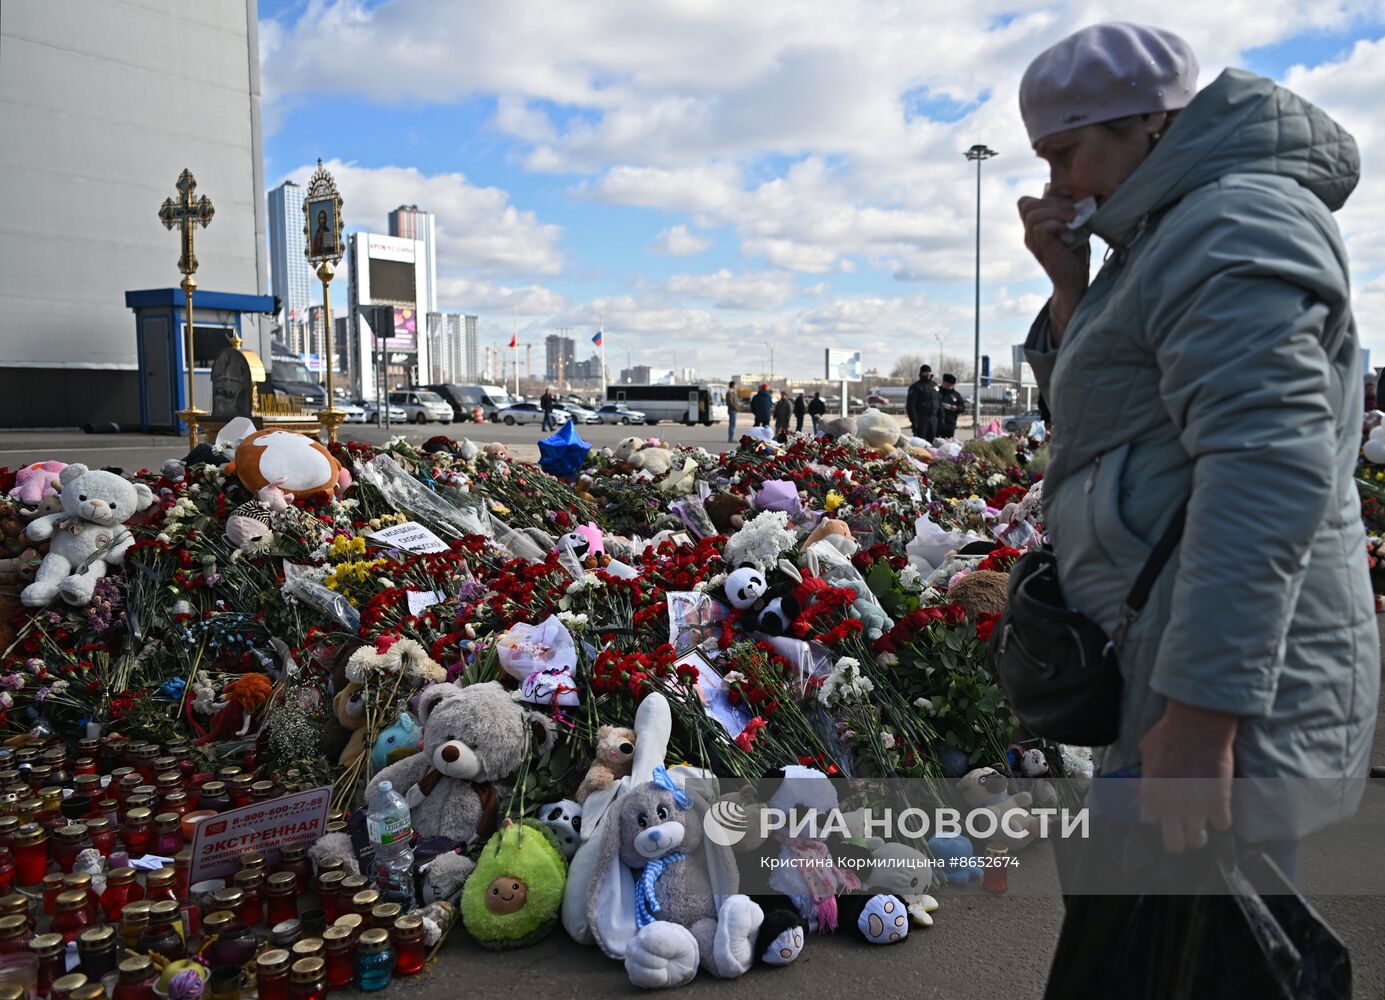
left=224, top=430, right=345, bottom=501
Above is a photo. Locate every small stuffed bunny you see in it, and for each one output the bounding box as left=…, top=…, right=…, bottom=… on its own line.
left=587, top=767, right=800, bottom=989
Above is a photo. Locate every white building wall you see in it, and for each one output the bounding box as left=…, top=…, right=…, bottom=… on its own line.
left=0, top=0, right=266, bottom=426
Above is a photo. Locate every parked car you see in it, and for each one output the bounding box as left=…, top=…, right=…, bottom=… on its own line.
left=1003, top=409, right=1045, bottom=435
left=266, top=342, right=326, bottom=411
left=388, top=389, right=453, bottom=425
left=496, top=402, right=570, bottom=426
left=594, top=404, right=647, bottom=425
left=425, top=384, right=517, bottom=422
left=355, top=399, right=407, bottom=424
left=554, top=402, right=601, bottom=424
left=333, top=401, right=367, bottom=424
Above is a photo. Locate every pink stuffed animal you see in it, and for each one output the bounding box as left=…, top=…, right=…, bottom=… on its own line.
left=8, top=462, right=65, bottom=505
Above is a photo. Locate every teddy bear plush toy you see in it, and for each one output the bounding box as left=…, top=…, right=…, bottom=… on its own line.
left=613, top=437, right=675, bottom=478
left=20, top=464, right=154, bottom=607
left=575, top=726, right=636, bottom=805
left=955, top=766, right=1042, bottom=851
left=364, top=681, right=555, bottom=886
left=704, top=492, right=750, bottom=535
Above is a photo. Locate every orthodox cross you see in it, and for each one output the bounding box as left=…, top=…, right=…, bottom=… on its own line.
left=159, top=168, right=215, bottom=276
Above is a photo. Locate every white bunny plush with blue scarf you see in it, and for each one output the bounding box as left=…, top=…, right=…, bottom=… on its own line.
left=587, top=765, right=790, bottom=988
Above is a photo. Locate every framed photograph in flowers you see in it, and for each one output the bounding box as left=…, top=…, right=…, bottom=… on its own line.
left=675, top=646, right=752, bottom=739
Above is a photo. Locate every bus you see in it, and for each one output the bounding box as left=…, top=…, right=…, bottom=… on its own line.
left=606, top=383, right=728, bottom=426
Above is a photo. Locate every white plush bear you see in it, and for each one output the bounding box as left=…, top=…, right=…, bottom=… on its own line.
left=856, top=408, right=904, bottom=451
left=613, top=436, right=675, bottom=477
left=21, top=464, right=154, bottom=607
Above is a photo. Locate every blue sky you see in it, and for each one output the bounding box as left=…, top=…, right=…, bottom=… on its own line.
left=257, top=1, right=1385, bottom=379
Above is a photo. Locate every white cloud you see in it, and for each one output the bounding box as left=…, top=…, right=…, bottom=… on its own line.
left=281, top=160, right=563, bottom=278
left=665, top=269, right=796, bottom=310
left=261, top=3, right=1385, bottom=375
left=651, top=224, right=712, bottom=256
left=435, top=277, right=565, bottom=315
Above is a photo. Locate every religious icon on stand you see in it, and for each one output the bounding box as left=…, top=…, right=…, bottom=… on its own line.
left=308, top=199, right=338, bottom=258
left=302, top=161, right=344, bottom=267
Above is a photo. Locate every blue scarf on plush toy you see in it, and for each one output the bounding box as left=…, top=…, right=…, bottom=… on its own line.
left=633, top=767, right=691, bottom=930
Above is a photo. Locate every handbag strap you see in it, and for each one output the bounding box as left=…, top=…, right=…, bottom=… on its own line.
left=1110, top=505, right=1187, bottom=652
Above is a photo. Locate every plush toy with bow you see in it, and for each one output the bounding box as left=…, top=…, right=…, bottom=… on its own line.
left=741, top=766, right=911, bottom=946
left=587, top=766, right=798, bottom=988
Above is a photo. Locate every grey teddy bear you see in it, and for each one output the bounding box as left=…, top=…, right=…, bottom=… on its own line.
left=365, top=681, right=554, bottom=884
left=588, top=770, right=802, bottom=989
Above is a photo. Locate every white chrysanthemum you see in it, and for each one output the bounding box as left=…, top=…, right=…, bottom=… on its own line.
left=722, top=510, right=797, bottom=572
left=818, top=657, right=874, bottom=707
left=899, top=564, right=922, bottom=591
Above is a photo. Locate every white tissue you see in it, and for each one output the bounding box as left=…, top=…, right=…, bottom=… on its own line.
left=1061, top=197, right=1098, bottom=248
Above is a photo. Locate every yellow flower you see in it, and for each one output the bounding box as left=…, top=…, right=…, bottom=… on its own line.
left=825, top=491, right=845, bottom=513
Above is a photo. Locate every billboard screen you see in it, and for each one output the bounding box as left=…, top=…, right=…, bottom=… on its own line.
left=387, top=308, right=417, bottom=350
left=369, top=257, right=416, bottom=303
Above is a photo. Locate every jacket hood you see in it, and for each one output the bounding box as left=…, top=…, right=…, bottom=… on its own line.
left=1089, top=68, right=1359, bottom=248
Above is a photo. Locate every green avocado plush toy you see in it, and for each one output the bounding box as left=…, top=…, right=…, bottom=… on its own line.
left=461, top=817, right=568, bottom=950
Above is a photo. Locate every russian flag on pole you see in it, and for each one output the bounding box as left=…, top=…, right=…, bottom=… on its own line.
left=592, top=330, right=603, bottom=347
left=508, top=333, right=517, bottom=349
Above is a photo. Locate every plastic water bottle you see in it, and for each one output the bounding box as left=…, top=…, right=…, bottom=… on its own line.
left=366, top=780, right=417, bottom=910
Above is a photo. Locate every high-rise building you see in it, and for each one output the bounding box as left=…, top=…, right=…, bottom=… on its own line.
left=387, top=205, right=437, bottom=313
left=545, top=333, right=576, bottom=381
left=0, top=0, right=268, bottom=427
left=426, top=312, right=478, bottom=384
left=268, top=180, right=310, bottom=327
left=620, top=365, right=654, bottom=384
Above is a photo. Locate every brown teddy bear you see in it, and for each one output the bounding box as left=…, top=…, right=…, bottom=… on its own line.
left=575, top=725, right=636, bottom=805
left=334, top=681, right=369, bottom=767
left=704, top=492, right=750, bottom=535
left=947, top=570, right=1009, bottom=618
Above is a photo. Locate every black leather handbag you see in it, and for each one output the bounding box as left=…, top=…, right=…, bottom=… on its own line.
left=987, top=507, right=1186, bottom=746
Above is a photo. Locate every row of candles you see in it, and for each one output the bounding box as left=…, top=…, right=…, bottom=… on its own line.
left=0, top=738, right=426, bottom=997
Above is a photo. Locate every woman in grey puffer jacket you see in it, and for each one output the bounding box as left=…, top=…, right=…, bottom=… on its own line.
left=1017, top=23, right=1377, bottom=868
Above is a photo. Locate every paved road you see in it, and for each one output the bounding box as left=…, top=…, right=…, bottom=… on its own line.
left=1, top=427, right=1381, bottom=997
left=0, top=420, right=758, bottom=472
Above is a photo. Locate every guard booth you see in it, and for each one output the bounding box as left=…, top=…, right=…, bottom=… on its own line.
left=125, top=288, right=275, bottom=433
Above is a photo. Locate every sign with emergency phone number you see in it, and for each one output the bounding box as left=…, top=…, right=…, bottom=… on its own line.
left=189, top=785, right=332, bottom=882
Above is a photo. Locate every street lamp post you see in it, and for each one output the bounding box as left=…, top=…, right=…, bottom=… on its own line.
left=932, top=332, right=946, bottom=372
left=763, top=341, right=774, bottom=382
left=964, top=143, right=997, bottom=437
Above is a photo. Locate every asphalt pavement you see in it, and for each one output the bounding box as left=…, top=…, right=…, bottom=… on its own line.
left=0, top=419, right=749, bottom=472
left=1, top=426, right=1381, bottom=997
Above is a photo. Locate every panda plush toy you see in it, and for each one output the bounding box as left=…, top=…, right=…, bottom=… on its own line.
left=724, top=564, right=828, bottom=636
left=554, top=526, right=611, bottom=570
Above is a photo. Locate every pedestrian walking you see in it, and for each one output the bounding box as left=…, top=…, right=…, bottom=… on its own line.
left=906, top=365, right=940, bottom=440
left=808, top=391, right=826, bottom=434
left=936, top=374, right=966, bottom=438
left=793, top=393, right=806, bottom=433
left=540, top=388, right=556, bottom=431
left=750, top=383, right=774, bottom=428
left=725, top=380, right=741, bottom=442
left=1014, top=21, right=1375, bottom=993
left=772, top=390, right=791, bottom=439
